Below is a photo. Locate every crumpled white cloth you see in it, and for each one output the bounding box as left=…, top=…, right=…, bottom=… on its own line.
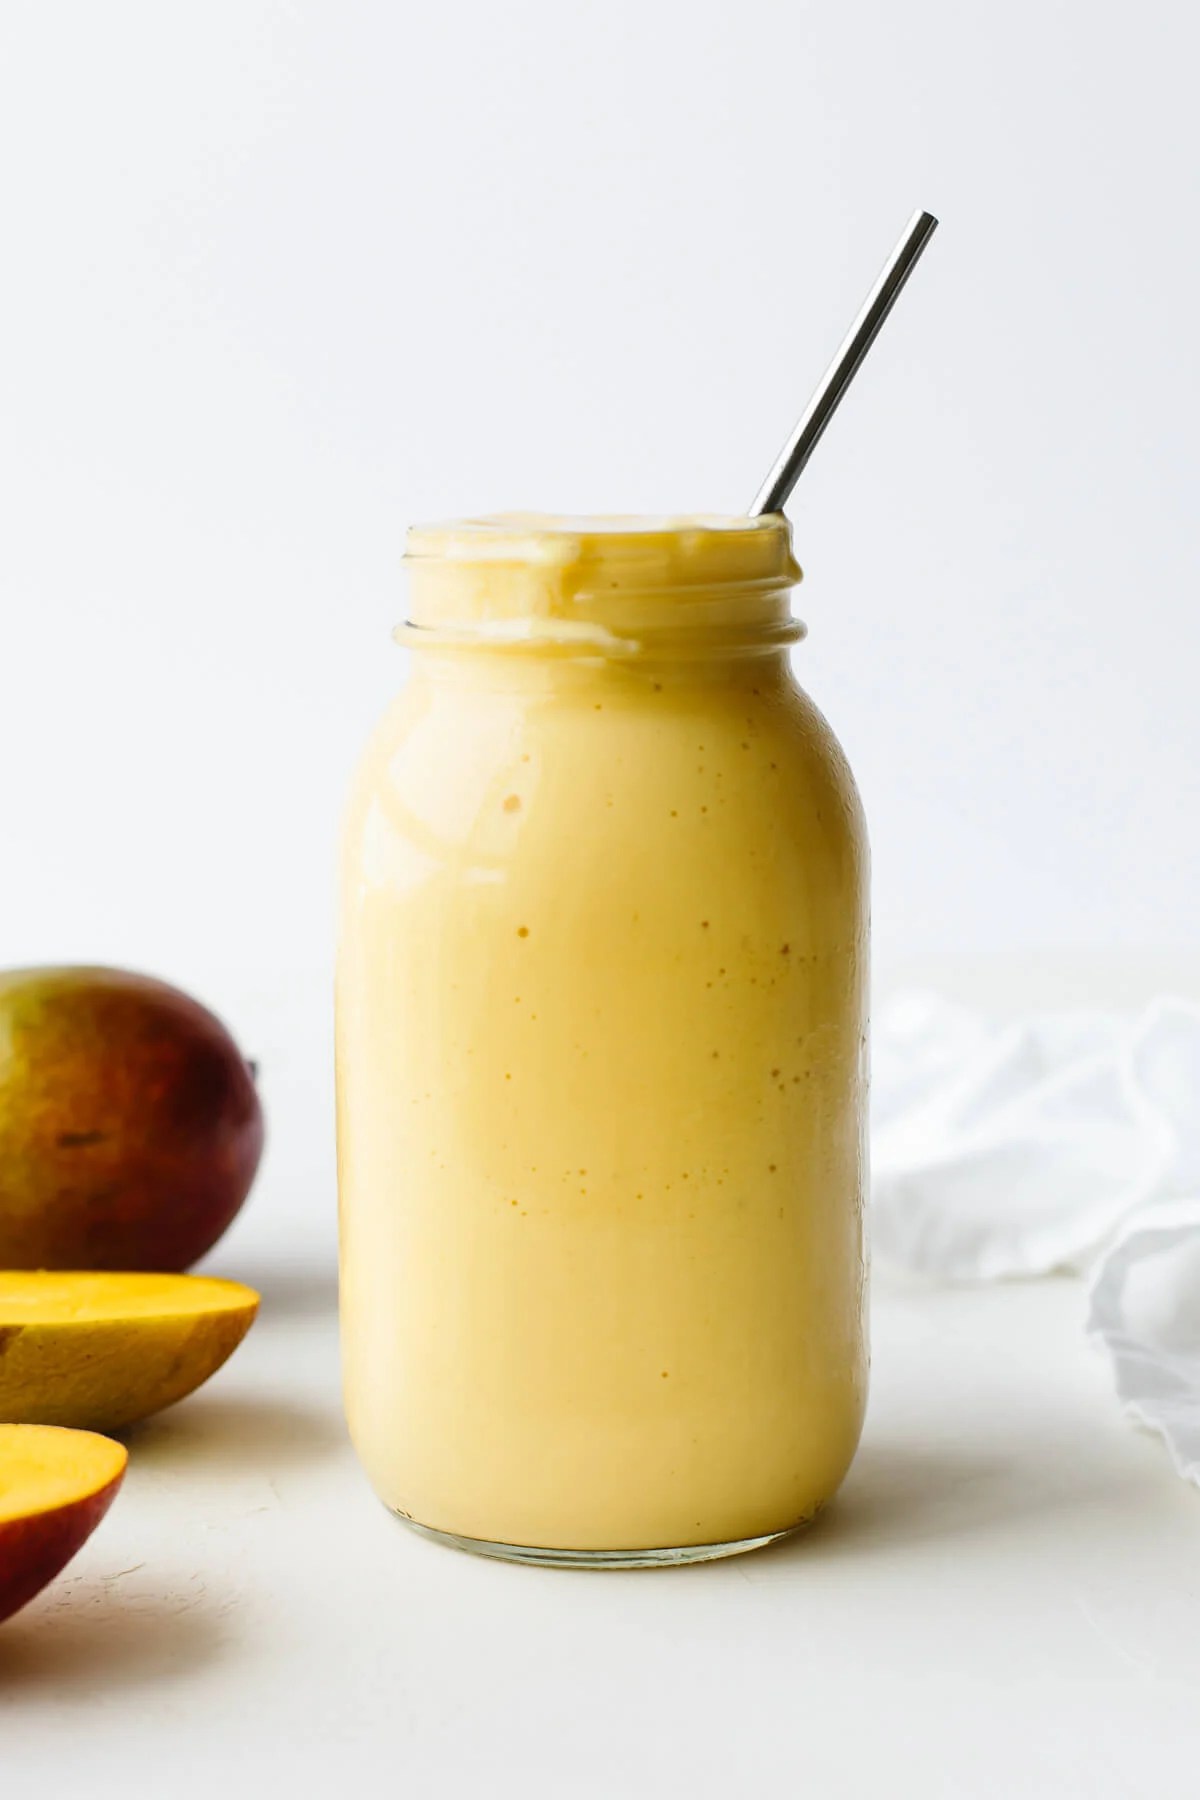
left=1086, top=1201, right=1200, bottom=1485
left=872, top=993, right=1200, bottom=1487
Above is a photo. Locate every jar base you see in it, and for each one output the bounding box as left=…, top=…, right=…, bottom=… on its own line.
left=392, top=1511, right=808, bottom=1569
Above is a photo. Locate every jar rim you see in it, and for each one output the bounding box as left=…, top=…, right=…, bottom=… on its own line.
left=405, top=513, right=799, bottom=585
left=401, top=513, right=804, bottom=654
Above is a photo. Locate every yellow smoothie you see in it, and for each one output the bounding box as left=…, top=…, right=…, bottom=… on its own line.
left=337, top=516, right=868, bottom=1561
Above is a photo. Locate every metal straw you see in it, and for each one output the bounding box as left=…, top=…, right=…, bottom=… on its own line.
left=749, top=209, right=938, bottom=516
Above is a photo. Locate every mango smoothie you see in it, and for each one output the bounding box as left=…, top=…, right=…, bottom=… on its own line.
left=337, top=516, right=868, bottom=1564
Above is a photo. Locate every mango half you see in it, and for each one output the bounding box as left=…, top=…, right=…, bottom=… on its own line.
left=0, top=1272, right=259, bottom=1431
left=0, top=1424, right=126, bottom=1623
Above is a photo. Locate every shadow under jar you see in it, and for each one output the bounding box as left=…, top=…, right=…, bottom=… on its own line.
left=336, top=514, right=869, bottom=1567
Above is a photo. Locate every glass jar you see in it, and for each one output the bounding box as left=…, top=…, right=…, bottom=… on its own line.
left=336, top=515, right=868, bottom=1567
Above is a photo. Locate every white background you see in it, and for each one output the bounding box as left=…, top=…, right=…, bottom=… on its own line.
left=2, top=0, right=1199, bottom=1255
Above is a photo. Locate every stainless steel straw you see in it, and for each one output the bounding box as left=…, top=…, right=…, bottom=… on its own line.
left=749, top=209, right=938, bottom=516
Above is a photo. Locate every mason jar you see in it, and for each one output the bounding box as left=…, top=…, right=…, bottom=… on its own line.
left=337, top=515, right=868, bottom=1566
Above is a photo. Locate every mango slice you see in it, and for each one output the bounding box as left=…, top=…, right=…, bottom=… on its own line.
left=0, top=1272, right=260, bottom=1431
left=0, top=1423, right=127, bottom=1623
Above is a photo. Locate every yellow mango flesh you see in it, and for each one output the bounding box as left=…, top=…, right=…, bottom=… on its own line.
left=0, top=1272, right=259, bottom=1430
left=0, top=1423, right=127, bottom=1522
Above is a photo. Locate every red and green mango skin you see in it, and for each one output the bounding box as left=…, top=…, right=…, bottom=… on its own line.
left=0, top=968, right=264, bottom=1271
left=0, top=1468, right=124, bottom=1625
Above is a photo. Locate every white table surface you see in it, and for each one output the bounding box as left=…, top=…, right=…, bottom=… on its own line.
left=4, top=951, right=1200, bottom=1797
left=3, top=1261, right=1199, bottom=1798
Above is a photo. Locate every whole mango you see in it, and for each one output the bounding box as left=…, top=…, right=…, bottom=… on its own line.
left=0, top=968, right=263, bottom=1270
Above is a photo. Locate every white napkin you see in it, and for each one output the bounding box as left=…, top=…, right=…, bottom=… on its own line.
left=872, top=993, right=1200, bottom=1487
left=1086, top=1201, right=1200, bottom=1486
